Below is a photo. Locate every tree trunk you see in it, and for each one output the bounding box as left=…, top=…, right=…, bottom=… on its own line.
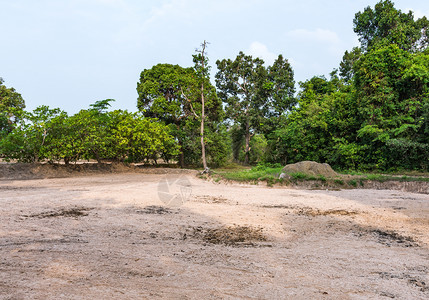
left=199, top=40, right=208, bottom=171
left=93, top=151, right=101, bottom=164
left=244, top=120, right=250, bottom=165
left=200, top=83, right=207, bottom=170
left=178, top=140, right=185, bottom=168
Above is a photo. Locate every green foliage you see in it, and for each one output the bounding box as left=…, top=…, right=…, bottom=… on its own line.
left=0, top=78, right=25, bottom=134
left=107, top=110, right=180, bottom=163
left=362, top=173, right=429, bottom=182
left=216, top=52, right=295, bottom=164
left=3, top=1, right=429, bottom=173
left=0, top=77, right=25, bottom=112
left=289, top=172, right=309, bottom=180
left=353, top=44, right=429, bottom=169
left=136, top=63, right=224, bottom=167
left=0, top=106, right=64, bottom=162
left=204, top=124, right=231, bottom=167
left=353, top=0, right=429, bottom=51
left=90, top=99, right=115, bottom=113
left=339, top=47, right=362, bottom=82
left=265, top=1, right=429, bottom=172
left=0, top=103, right=179, bottom=164
left=266, top=74, right=357, bottom=167
left=218, top=163, right=283, bottom=182
left=334, top=179, right=344, bottom=185
left=231, top=129, right=268, bottom=165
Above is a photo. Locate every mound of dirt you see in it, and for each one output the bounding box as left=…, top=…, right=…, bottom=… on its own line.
left=281, top=161, right=338, bottom=178
left=0, top=162, right=197, bottom=180
left=190, top=225, right=268, bottom=246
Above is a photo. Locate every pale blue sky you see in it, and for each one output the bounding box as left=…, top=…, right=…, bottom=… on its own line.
left=1, top=0, right=428, bottom=114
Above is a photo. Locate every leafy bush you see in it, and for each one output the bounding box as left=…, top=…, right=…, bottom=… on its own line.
left=0, top=103, right=179, bottom=164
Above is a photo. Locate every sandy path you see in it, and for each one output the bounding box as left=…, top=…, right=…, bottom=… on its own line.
left=0, top=173, right=428, bottom=299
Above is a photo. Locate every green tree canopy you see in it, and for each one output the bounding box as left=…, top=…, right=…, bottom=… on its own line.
left=0, top=78, right=25, bottom=135
left=0, top=77, right=25, bottom=112
left=353, top=0, right=429, bottom=52
left=137, top=63, right=223, bottom=167
left=215, top=52, right=295, bottom=164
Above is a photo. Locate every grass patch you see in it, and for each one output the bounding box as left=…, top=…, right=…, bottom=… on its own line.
left=348, top=179, right=358, bottom=187
left=334, top=179, right=344, bottom=185
left=290, top=172, right=309, bottom=180
left=217, top=165, right=283, bottom=182
left=211, top=163, right=429, bottom=186
left=362, top=174, right=429, bottom=183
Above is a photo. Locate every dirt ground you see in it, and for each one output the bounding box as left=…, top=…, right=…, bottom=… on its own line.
left=0, top=170, right=428, bottom=299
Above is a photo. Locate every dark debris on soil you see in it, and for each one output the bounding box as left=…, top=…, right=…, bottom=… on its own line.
left=370, top=229, right=418, bottom=248
left=190, top=225, right=269, bottom=247
left=377, top=272, right=428, bottom=293
left=296, top=207, right=359, bottom=217
left=24, top=207, right=92, bottom=218
left=136, top=206, right=173, bottom=215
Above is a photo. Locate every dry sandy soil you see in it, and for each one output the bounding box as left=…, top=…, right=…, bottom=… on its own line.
left=0, top=170, right=428, bottom=299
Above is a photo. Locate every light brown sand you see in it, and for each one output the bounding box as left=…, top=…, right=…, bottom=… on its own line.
left=0, top=173, right=428, bottom=299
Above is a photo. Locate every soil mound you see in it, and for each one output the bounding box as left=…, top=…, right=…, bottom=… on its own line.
left=0, top=162, right=197, bottom=180
left=192, top=225, right=267, bottom=246
left=281, top=161, right=338, bottom=178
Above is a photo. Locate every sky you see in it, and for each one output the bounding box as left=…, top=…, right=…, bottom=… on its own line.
left=1, top=0, right=429, bottom=114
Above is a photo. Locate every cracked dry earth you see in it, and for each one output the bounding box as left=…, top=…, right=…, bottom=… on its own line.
left=0, top=173, right=428, bottom=299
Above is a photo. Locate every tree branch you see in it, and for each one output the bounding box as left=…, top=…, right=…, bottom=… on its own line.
left=180, top=87, right=199, bottom=118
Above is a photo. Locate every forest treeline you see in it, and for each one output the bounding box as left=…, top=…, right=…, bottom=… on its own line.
left=1, top=0, right=428, bottom=171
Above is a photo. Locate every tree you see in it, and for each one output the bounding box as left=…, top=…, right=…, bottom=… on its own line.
left=106, top=110, right=179, bottom=164
left=137, top=63, right=222, bottom=167
left=0, top=78, right=25, bottom=112
left=216, top=52, right=265, bottom=164
left=353, top=0, right=429, bottom=52
left=0, top=77, right=25, bottom=135
left=353, top=44, right=429, bottom=169
left=261, top=55, right=296, bottom=134
left=193, top=40, right=210, bottom=171
left=137, top=64, right=191, bottom=166
left=216, top=52, right=295, bottom=164
left=339, top=47, right=362, bottom=82
left=0, top=106, right=65, bottom=162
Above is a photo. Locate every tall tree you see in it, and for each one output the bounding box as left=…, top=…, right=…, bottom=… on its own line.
left=339, top=47, right=362, bottom=82
left=215, top=52, right=295, bottom=164
left=216, top=52, right=265, bottom=164
left=192, top=40, right=210, bottom=171
left=353, top=0, right=429, bottom=52
left=353, top=44, right=429, bottom=169
left=137, top=64, right=194, bottom=167
left=137, top=63, right=222, bottom=167
left=261, top=55, right=296, bottom=134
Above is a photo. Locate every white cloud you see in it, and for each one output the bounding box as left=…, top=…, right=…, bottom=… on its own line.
left=246, top=42, right=277, bottom=65
left=286, top=28, right=341, bottom=44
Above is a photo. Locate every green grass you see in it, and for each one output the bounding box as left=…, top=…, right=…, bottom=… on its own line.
left=213, top=163, right=329, bottom=184
left=216, top=165, right=283, bottom=182
left=334, top=179, right=345, bottom=185
left=362, top=174, right=429, bottom=182
left=211, top=163, right=429, bottom=187
left=348, top=179, right=358, bottom=187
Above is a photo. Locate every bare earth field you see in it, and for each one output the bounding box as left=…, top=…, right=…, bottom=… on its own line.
left=0, top=171, right=428, bottom=299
